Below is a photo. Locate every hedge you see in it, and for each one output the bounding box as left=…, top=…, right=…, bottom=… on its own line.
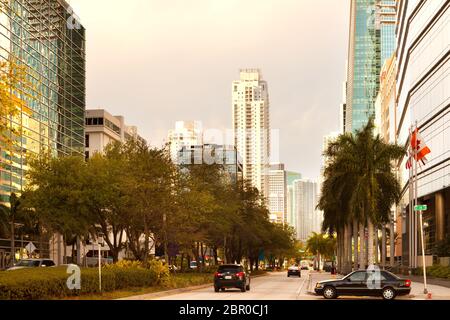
left=414, top=265, right=450, bottom=279
left=0, top=263, right=169, bottom=300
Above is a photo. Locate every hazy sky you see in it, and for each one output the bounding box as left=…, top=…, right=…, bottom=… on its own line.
left=70, top=0, right=349, bottom=179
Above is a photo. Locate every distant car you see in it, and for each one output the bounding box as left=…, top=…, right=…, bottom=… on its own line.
left=214, top=264, right=251, bottom=293
left=189, top=261, right=198, bottom=269
left=84, top=250, right=113, bottom=267
left=314, top=270, right=411, bottom=300
left=7, top=259, right=55, bottom=271
left=287, top=265, right=301, bottom=277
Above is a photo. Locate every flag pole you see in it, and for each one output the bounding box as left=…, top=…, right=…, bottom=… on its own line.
left=415, top=121, right=428, bottom=294
left=414, top=122, right=418, bottom=269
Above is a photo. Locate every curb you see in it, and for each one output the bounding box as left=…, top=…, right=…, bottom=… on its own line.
left=119, top=272, right=269, bottom=300
left=118, top=283, right=213, bottom=300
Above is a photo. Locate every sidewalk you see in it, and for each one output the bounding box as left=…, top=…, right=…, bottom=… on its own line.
left=408, top=274, right=450, bottom=289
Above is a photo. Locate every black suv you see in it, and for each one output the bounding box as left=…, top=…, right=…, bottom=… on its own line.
left=214, top=264, right=251, bottom=292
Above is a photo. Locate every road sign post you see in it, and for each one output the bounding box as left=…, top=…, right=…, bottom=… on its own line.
left=414, top=205, right=428, bottom=294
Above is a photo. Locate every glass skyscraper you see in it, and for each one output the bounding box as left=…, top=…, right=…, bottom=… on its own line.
left=378, top=0, right=396, bottom=63
left=345, top=0, right=396, bottom=133
left=0, top=0, right=85, bottom=202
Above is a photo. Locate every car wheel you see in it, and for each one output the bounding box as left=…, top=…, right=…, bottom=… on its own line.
left=246, top=284, right=250, bottom=291
left=241, top=285, right=246, bottom=293
left=214, top=286, right=220, bottom=293
left=323, top=286, right=337, bottom=299
left=221, top=288, right=226, bottom=292
left=287, top=274, right=290, bottom=277
left=382, top=287, right=396, bottom=300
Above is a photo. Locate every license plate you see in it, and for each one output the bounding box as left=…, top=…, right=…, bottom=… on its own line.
left=225, top=276, right=232, bottom=280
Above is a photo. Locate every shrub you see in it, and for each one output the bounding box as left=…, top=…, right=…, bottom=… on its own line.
left=414, top=265, right=450, bottom=279
left=0, top=262, right=169, bottom=300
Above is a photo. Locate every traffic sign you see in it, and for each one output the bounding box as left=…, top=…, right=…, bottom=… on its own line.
left=25, top=242, right=36, bottom=253
left=414, top=205, right=428, bottom=212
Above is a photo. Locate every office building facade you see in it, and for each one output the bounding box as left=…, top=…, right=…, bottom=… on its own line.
left=286, top=171, right=302, bottom=230
left=232, top=69, right=270, bottom=202
left=268, top=163, right=287, bottom=224
left=396, top=0, right=450, bottom=267
left=0, top=0, right=85, bottom=203
left=85, top=109, right=146, bottom=159
left=346, top=0, right=397, bottom=133
left=168, top=121, right=203, bottom=164
left=178, top=144, right=243, bottom=184
left=293, top=179, right=323, bottom=242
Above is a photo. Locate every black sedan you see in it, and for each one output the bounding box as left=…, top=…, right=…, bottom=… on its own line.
left=314, top=270, right=411, bottom=300
left=287, top=265, right=301, bottom=277
left=214, top=264, right=250, bottom=292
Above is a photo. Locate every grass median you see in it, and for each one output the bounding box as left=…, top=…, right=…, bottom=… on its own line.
left=0, top=267, right=214, bottom=300
left=69, top=272, right=215, bottom=300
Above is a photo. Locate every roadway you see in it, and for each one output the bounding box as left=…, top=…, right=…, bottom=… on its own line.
left=123, top=271, right=450, bottom=300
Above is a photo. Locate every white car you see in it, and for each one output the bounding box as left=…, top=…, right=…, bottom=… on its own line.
left=7, top=259, right=55, bottom=271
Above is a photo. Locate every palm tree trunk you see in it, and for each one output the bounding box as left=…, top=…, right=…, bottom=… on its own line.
left=375, top=227, right=379, bottom=264
left=381, top=225, right=387, bottom=268
left=337, top=228, right=343, bottom=274
left=342, top=224, right=351, bottom=274
left=367, top=220, right=375, bottom=266
left=389, top=221, right=395, bottom=267
left=359, top=223, right=365, bottom=269
left=346, top=223, right=352, bottom=273
left=353, top=221, right=359, bottom=270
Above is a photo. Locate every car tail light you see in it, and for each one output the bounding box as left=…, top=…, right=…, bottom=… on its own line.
left=236, top=272, right=245, bottom=279
left=214, top=272, right=222, bottom=278
left=405, top=280, right=411, bottom=287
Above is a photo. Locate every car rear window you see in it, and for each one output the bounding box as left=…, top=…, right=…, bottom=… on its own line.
left=381, top=271, right=399, bottom=280
left=218, top=265, right=243, bottom=273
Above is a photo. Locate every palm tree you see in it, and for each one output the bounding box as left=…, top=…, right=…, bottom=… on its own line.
left=318, top=119, right=405, bottom=271
left=306, top=232, right=331, bottom=271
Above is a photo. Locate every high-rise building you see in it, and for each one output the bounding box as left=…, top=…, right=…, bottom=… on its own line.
left=0, top=0, right=85, bottom=203
left=85, top=109, right=146, bottom=159
left=268, top=163, right=287, bottom=224
left=286, top=171, right=302, bottom=230
left=376, top=0, right=397, bottom=64
left=167, top=121, right=203, bottom=163
left=340, top=81, right=348, bottom=134
left=232, top=69, right=270, bottom=202
left=375, top=55, right=396, bottom=143
left=178, top=144, right=243, bottom=184
left=396, top=0, right=449, bottom=268
left=345, top=0, right=397, bottom=133
left=293, top=179, right=322, bottom=242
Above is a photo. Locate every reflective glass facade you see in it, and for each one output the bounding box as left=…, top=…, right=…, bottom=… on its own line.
left=0, top=0, right=85, bottom=202
left=378, top=0, right=396, bottom=63
left=346, top=0, right=397, bottom=133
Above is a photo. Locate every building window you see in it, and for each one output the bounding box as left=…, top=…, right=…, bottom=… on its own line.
left=85, top=134, right=90, bottom=148
left=85, top=151, right=90, bottom=160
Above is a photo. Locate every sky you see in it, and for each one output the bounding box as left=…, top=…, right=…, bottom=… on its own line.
left=69, top=0, right=350, bottom=180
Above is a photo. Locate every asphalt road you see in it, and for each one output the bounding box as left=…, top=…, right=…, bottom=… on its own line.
left=156, top=271, right=313, bottom=300
left=149, top=271, right=450, bottom=300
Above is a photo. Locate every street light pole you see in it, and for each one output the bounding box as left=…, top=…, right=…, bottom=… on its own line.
left=98, top=233, right=103, bottom=292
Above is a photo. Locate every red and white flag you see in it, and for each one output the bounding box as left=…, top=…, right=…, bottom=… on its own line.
left=407, top=128, right=431, bottom=168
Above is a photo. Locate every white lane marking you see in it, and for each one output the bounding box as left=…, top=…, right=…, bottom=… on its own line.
left=296, top=272, right=308, bottom=297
